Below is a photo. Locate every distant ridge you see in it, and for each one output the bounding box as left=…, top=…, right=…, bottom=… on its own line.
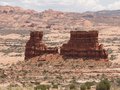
left=0, top=5, right=120, bottom=32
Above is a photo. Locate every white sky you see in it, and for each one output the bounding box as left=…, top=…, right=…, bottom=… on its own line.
left=0, top=0, right=120, bottom=12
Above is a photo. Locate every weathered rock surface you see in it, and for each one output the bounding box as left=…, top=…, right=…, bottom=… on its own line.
left=25, top=31, right=58, bottom=60
left=60, top=31, right=108, bottom=59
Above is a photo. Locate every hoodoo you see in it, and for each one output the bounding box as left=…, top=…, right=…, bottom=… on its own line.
left=25, top=31, right=108, bottom=60
left=60, top=31, right=108, bottom=59
left=25, top=31, right=58, bottom=60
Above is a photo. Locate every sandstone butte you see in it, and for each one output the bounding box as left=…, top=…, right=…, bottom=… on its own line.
left=25, top=31, right=108, bottom=60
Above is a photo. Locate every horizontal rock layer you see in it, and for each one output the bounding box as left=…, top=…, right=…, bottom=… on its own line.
left=60, top=31, right=108, bottom=59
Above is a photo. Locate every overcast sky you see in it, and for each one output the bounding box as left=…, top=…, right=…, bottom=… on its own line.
left=0, top=0, right=120, bottom=12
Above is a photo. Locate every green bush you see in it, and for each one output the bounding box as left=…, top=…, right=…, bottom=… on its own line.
left=96, top=79, right=110, bottom=90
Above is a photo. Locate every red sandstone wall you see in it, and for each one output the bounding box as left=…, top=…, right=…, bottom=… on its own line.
left=60, top=31, right=108, bottom=59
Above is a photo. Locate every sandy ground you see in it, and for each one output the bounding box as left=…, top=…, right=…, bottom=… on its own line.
left=0, top=33, right=28, bottom=64
left=99, top=26, right=120, bottom=63
left=0, top=53, right=24, bottom=64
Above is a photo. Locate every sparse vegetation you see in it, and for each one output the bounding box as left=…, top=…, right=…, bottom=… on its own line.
left=96, top=79, right=110, bottom=90
left=52, top=84, right=58, bottom=89
left=116, top=78, right=120, bottom=86
left=107, top=48, right=113, bottom=54
left=84, top=81, right=95, bottom=89
left=34, top=85, right=50, bottom=90
left=110, top=55, right=117, bottom=60
left=70, top=84, right=76, bottom=90
left=80, top=84, right=86, bottom=90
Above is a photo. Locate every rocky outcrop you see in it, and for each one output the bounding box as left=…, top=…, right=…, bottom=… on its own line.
left=25, top=31, right=108, bottom=60
left=25, top=31, right=58, bottom=60
left=60, top=31, right=108, bottom=59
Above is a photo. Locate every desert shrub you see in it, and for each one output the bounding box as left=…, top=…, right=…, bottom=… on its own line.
left=107, top=48, right=113, bottom=54
left=85, top=81, right=95, bottom=89
left=52, top=84, right=58, bottom=89
left=7, top=83, right=22, bottom=90
left=116, top=78, right=120, bottom=86
left=96, top=79, right=110, bottom=90
left=110, top=55, right=116, bottom=60
left=34, top=85, right=50, bottom=90
left=80, top=84, right=86, bottom=90
left=52, top=82, right=58, bottom=89
left=70, top=84, right=76, bottom=90
left=0, top=69, right=7, bottom=79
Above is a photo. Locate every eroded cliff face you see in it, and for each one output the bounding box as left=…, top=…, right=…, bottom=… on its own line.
left=25, top=31, right=58, bottom=60
left=60, top=31, right=108, bottom=59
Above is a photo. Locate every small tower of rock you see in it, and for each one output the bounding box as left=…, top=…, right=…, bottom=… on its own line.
left=25, top=31, right=47, bottom=60
left=25, top=31, right=58, bottom=60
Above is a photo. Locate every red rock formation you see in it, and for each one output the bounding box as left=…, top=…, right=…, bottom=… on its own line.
left=25, top=31, right=108, bottom=60
left=25, top=31, right=58, bottom=60
left=60, top=31, right=108, bottom=59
